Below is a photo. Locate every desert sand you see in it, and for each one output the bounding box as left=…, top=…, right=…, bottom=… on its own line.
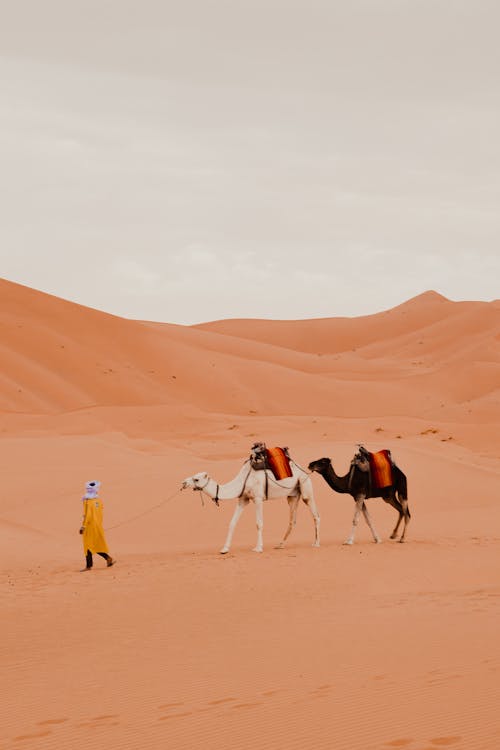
left=1, top=277, right=499, bottom=750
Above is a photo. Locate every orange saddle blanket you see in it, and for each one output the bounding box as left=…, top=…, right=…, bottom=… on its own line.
left=266, top=447, right=293, bottom=480
left=368, top=449, right=393, bottom=489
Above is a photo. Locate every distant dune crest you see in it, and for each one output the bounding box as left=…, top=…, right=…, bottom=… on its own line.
left=1, top=278, right=499, bottom=421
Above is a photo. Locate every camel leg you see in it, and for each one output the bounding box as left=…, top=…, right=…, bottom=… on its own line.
left=384, top=494, right=404, bottom=540
left=361, top=503, right=382, bottom=543
left=344, top=496, right=365, bottom=545
left=275, top=496, right=299, bottom=549
left=386, top=493, right=410, bottom=542
left=398, top=499, right=410, bottom=543
left=220, top=498, right=248, bottom=554
left=253, top=498, right=264, bottom=552
left=302, top=496, right=321, bottom=547
left=390, top=513, right=404, bottom=540
left=299, top=475, right=320, bottom=547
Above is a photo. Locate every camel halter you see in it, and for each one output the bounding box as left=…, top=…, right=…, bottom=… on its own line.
left=193, top=476, right=220, bottom=506
left=195, top=463, right=254, bottom=508
left=194, top=476, right=210, bottom=491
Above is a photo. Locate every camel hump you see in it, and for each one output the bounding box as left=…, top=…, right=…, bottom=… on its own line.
left=352, top=446, right=395, bottom=489
left=266, top=447, right=293, bottom=480
left=250, top=442, right=293, bottom=480
left=369, top=450, right=394, bottom=489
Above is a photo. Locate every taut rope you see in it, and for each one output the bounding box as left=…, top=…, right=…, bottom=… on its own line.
left=105, top=488, right=183, bottom=531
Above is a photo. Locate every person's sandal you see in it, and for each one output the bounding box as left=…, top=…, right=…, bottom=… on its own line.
left=106, top=558, right=116, bottom=567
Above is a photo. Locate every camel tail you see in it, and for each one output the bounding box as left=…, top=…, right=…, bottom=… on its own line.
left=396, top=471, right=410, bottom=517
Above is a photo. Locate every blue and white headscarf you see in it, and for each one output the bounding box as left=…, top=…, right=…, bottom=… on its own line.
left=83, top=480, right=101, bottom=499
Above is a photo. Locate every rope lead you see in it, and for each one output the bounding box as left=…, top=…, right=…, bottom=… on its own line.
left=105, top=487, right=183, bottom=531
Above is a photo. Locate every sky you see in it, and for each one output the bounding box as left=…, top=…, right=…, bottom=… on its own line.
left=1, top=0, right=499, bottom=324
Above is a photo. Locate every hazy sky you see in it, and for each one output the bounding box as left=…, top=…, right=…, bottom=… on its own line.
left=1, top=1, right=499, bottom=323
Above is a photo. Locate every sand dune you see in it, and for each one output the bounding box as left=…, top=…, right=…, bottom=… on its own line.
left=1, top=277, right=499, bottom=750
left=2, top=280, right=499, bottom=424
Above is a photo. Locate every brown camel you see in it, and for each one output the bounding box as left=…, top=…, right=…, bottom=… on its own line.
left=308, top=453, right=410, bottom=544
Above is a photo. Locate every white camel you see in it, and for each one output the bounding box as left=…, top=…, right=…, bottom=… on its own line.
left=182, top=461, right=320, bottom=554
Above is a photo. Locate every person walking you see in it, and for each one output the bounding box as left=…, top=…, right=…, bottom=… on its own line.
left=79, top=480, right=115, bottom=571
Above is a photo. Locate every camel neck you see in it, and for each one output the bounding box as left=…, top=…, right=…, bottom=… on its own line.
left=205, top=464, right=251, bottom=501
left=323, top=464, right=350, bottom=493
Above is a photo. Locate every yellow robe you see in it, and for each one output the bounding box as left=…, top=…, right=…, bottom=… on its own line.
left=82, top=498, right=109, bottom=554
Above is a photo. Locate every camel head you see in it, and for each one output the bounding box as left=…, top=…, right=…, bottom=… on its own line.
left=181, top=472, right=209, bottom=491
left=308, top=457, right=331, bottom=474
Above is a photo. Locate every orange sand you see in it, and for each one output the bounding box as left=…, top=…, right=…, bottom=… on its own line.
left=1, top=278, right=499, bottom=750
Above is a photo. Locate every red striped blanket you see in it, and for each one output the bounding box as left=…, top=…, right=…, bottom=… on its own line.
left=368, top=449, right=393, bottom=489
left=266, top=447, right=293, bottom=480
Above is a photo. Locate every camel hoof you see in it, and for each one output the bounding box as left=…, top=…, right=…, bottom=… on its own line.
left=399, top=538, right=405, bottom=544
left=252, top=547, right=263, bottom=553
left=343, top=539, right=353, bottom=546
left=375, top=538, right=382, bottom=544
left=220, top=548, right=230, bottom=555
left=274, top=544, right=285, bottom=549
left=312, top=542, right=320, bottom=548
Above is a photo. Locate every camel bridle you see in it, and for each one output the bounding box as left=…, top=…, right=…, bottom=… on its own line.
left=192, top=475, right=220, bottom=506
left=192, top=475, right=210, bottom=491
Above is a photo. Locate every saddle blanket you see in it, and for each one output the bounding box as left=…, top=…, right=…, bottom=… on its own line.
left=368, top=449, right=393, bottom=489
left=266, top=447, right=293, bottom=480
